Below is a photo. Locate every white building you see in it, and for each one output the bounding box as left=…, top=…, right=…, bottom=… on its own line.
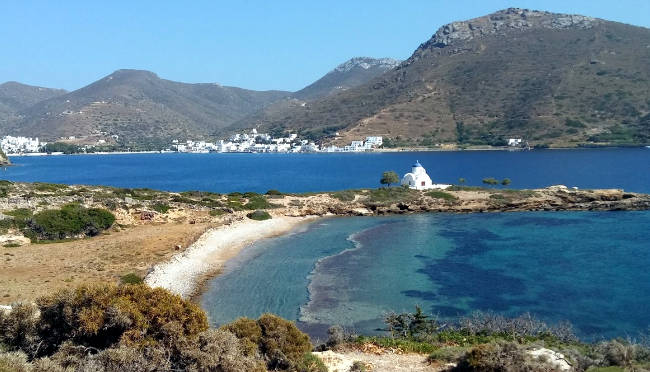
left=1, top=136, right=42, bottom=154
left=365, top=136, right=383, bottom=147
left=401, top=161, right=451, bottom=190
left=508, top=138, right=523, bottom=147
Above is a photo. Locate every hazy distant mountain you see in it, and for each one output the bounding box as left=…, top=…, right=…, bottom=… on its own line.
left=229, top=57, right=400, bottom=134
left=4, top=70, right=289, bottom=143
left=229, top=8, right=650, bottom=146
left=0, top=82, right=66, bottom=127
left=293, top=57, right=400, bottom=100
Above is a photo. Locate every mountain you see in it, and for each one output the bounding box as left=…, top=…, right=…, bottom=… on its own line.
left=4, top=70, right=289, bottom=144
left=230, top=8, right=650, bottom=147
left=293, top=57, right=400, bottom=100
left=0, top=82, right=66, bottom=127
left=228, top=57, right=400, bottom=135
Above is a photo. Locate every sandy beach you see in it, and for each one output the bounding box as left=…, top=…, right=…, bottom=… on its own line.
left=145, top=215, right=316, bottom=299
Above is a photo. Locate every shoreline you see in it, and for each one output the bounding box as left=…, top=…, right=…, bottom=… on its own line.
left=6, top=145, right=648, bottom=158
left=144, top=214, right=318, bottom=299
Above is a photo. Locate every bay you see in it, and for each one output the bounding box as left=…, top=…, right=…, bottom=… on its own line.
left=201, top=211, right=650, bottom=340
left=2, top=147, right=650, bottom=193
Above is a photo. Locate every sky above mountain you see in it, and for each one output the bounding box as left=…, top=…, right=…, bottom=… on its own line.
left=2, top=0, right=649, bottom=92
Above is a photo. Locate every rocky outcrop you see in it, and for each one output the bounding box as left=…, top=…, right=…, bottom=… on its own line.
left=0, top=149, right=10, bottom=166
left=421, top=8, right=600, bottom=49
left=333, top=57, right=400, bottom=73
left=283, top=187, right=650, bottom=218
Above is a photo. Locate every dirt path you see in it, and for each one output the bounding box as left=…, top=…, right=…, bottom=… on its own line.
left=314, top=349, right=442, bottom=372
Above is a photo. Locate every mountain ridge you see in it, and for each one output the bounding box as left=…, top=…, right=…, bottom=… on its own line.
left=3, top=69, right=291, bottom=144
left=229, top=8, right=650, bottom=147
left=0, top=57, right=399, bottom=145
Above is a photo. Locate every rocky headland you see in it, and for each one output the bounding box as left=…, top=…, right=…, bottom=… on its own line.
left=0, top=181, right=649, bottom=302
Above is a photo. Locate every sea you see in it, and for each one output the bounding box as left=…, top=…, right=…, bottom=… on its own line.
left=3, top=148, right=650, bottom=340
left=3, top=147, right=650, bottom=193
left=201, top=212, right=650, bottom=341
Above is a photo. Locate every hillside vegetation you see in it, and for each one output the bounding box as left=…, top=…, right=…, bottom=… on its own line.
left=0, top=82, right=66, bottom=127
left=2, top=70, right=289, bottom=145
left=232, top=8, right=650, bottom=147
left=0, top=58, right=398, bottom=147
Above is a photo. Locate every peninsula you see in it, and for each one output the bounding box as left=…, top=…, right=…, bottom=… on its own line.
left=1, top=180, right=648, bottom=302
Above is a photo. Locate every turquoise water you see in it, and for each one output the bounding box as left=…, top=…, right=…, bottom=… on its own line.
left=4, top=148, right=650, bottom=193
left=201, top=211, right=650, bottom=340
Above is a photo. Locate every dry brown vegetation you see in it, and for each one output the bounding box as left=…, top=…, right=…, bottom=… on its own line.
left=0, top=284, right=325, bottom=372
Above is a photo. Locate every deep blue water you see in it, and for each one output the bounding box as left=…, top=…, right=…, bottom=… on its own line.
left=3, top=147, right=650, bottom=193
left=201, top=212, right=650, bottom=340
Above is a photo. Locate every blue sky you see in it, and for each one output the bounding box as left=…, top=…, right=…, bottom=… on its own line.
left=1, top=0, right=648, bottom=92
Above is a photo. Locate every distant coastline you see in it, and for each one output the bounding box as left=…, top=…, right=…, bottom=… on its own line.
left=6, top=145, right=649, bottom=157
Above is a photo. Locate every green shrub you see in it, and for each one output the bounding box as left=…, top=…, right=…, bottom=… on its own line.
left=455, top=341, right=555, bottom=371
left=0, top=303, right=41, bottom=356
left=353, top=336, right=438, bottom=354
left=223, top=314, right=313, bottom=371
left=151, top=202, right=170, bottom=214
left=482, top=178, right=499, bottom=186
left=427, top=346, right=470, bottom=363
left=120, top=273, right=143, bottom=285
left=4, top=208, right=33, bottom=220
left=177, top=329, right=266, bottom=372
left=33, top=182, right=67, bottom=192
left=170, top=195, right=198, bottom=204
left=331, top=190, right=357, bottom=202
left=366, top=186, right=418, bottom=205
left=295, top=352, right=328, bottom=372
left=209, top=209, right=225, bottom=217
left=0, top=180, right=13, bottom=197
left=266, top=189, right=283, bottom=196
left=26, top=204, right=115, bottom=241
left=350, top=360, right=369, bottom=372
left=247, top=210, right=272, bottom=221
left=245, top=195, right=274, bottom=210
left=426, top=191, right=457, bottom=201
left=35, top=284, right=208, bottom=354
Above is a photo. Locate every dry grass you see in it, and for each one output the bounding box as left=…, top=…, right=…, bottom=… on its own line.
left=0, top=221, right=212, bottom=303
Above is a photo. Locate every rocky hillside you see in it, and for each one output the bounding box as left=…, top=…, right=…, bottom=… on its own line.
left=0, top=82, right=66, bottom=127
left=228, top=57, right=400, bottom=134
left=0, top=58, right=399, bottom=145
left=294, top=57, right=400, bottom=100
left=3, top=70, right=289, bottom=144
left=230, top=8, right=650, bottom=147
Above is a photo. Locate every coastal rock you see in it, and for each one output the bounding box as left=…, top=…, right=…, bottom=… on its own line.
left=528, top=348, right=572, bottom=371
left=0, top=234, right=30, bottom=246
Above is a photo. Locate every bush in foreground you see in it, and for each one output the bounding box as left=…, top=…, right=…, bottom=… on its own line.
left=0, top=284, right=324, bottom=372
left=453, top=341, right=556, bottom=372
left=223, top=314, right=316, bottom=371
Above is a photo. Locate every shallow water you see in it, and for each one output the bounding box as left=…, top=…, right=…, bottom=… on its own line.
left=3, top=147, right=650, bottom=193
left=201, top=211, right=650, bottom=340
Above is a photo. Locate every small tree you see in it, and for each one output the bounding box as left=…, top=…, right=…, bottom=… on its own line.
left=482, top=178, right=499, bottom=187
left=501, top=178, right=511, bottom=187
left=458, top=178, right=466, bottom=184
left=380, top=171, right=400, bottom=187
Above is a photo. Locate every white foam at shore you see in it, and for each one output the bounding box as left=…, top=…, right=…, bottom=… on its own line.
left=145, top=215, right=314, bottom=298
